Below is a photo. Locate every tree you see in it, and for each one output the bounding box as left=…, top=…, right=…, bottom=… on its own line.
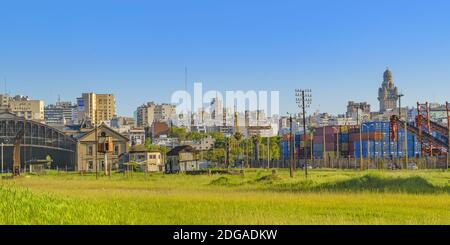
left=208, top=131, right=225, bottom=142
left=45, top=155, right=52, bottom=169
left=187, top=131, right=206, bottom=141
left=205, top=148, right=225, bottom=167
left=252, top=135, right=261, bottom=161
left=268, top=136, right=281, bottom=161
left=169, top=126, right=187, bottom=141
left=144, top=138, right=152, bottom=148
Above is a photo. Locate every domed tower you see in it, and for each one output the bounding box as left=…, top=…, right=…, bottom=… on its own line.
left=378, top=68, right=399, bottom=112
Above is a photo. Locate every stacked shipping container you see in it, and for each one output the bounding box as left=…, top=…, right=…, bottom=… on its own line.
left=351, top=122, right=421, bottom=158
left=279, top=122, right=422, bottom=160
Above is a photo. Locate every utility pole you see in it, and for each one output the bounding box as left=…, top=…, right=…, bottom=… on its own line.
left=367, top=135, right=370, bottom=168
left=1, top=142, right=3, bottom=175
left=296, top=89, right=312, bottom=178
left=95, top=114, right=98, bottom=180
left=398, top=93, right=407, bottom=168
left=397, top=93, right=404, bottom=164
left=446, top=102, right=449, bottom=171
left=310, top=130, right=314, bottom=166
left=289, top=114, right=294, bottom=178
left=357, top=108, right=363, bottom=170
left=323, top=124, right=326, bottom=168
left=267, top=136, right=270, bottom=169
left=336, top=125, right=341, bottom=161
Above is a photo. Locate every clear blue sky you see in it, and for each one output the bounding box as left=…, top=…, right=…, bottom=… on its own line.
left=1, top=0, right=449, bottom=117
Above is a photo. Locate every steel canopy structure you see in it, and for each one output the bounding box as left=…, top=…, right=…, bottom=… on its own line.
left=0, top=112, right=77, bottom=171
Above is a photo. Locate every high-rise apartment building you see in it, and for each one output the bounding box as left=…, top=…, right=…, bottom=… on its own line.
left=136, top=102, right=176, bottom=127
left=77, top=93, right=116, bottom=125
left=44, top=101, right=77, bottom=125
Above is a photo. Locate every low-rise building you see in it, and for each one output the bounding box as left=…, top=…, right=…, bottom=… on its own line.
left=180, top=135, right=216, bottom=151
left=129, top=149, right=164, bottom=172
left=153, top=134, right=178, bottom=148
left=166, top=145, right=199, bottom=173
left=1, top=94, right=45, bottom=122
left=150, top=121, right=170, bottom=139
left=128, top=128, right=146, bottom=145
left=74, top=123, right=129, bottom=172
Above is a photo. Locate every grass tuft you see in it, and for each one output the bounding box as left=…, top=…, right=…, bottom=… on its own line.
left=209, top=176, right=230, bottom=186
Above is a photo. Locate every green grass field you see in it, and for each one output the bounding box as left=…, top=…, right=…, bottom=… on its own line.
left=1, top=169, right=449, bottom=224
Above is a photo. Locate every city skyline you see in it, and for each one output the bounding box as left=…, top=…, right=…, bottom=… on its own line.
left=1, top=0, right=450, bottom=116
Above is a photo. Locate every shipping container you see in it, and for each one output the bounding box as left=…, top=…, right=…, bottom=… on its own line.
left=308, top=121, right=424, bottom=159
left=314, top=126, right=341, bottom=136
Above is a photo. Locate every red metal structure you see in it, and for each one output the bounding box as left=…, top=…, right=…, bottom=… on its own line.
left=394, top=101, right=449, bottom=156
left=390, top=115, right=447, bottom=156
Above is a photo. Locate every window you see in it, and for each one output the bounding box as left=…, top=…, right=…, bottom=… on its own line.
left=87, top=145, right=93, bottom=156
left=114, top=145, right=119, bottom=155
left=88, top=161, right=93, bottom=170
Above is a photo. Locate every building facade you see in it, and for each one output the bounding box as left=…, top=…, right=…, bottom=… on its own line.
left=378, top=68, right=399, bottom=113
left=0, top=112, right=77, bottom=171
left=77, top=93, right=116, bottom=125
left=166, top=145, right=199, bottom=173
left=127, top=128, right=146, bottom=145
left=128, top=150, right=164, bottom=172
left=346, top=101, right=371, bottom=121
left=7, top=95, right=45, bottom=122
left=180, top=135, right=216, bottom=151
left=136, top=102, right=176, bottom=127
left=74, top=123, right=129, bottom=172
left=44, top=101, right=77, bottom=125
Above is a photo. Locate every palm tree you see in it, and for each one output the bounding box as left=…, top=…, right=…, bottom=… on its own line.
left=233, top=132, right=243, bottom=166
left=225, top=137, right=231, bottom=168
left=252, top=135, right=261, bottom=162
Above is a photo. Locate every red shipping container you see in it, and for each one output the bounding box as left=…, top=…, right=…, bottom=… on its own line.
left=315, top=126, right=340, bottom=136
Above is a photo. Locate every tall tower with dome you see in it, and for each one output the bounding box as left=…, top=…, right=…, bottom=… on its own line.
left=378, top=68, right=399, bottom=113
